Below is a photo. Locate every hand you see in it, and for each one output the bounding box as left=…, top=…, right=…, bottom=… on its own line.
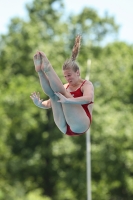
left=30, top=92, right=43, bottom=107
left=55, top=92, right=68, bottom=103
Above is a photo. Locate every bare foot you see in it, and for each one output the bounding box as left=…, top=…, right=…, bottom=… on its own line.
left=39, top=51, right=52, bottom=73
left=33, top=52, right=42, bottom=72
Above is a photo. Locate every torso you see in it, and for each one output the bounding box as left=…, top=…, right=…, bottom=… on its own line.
left=64, top=79, right=94, bottom=122
left=64, top=79, right=84, bottom=92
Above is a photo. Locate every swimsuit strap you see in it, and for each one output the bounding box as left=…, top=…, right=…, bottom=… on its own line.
left=66, top=80, right=86, bottom=90
left=79, top=80, right=86, bottom=88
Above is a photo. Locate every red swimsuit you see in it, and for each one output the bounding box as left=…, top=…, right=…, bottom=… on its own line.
left=66, top=80, right=93, bottom=136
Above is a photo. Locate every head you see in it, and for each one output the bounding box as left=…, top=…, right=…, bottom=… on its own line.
left=62, top=35, right=81, bottom=83
left=63, top=67, right=80, bottom=84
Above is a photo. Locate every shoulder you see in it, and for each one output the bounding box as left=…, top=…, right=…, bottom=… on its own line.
left=81, top=80, right=94, bottom=92
left=83, top=80, right=94, bottom=88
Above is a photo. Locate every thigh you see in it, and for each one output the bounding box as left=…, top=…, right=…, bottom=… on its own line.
left=62, top=103, right=90, bottom=133
left=50, top=93, right=90, bottom=134
left=50, top=95, right=67, bottom=134
left=61, top=91, right=90, bottom=133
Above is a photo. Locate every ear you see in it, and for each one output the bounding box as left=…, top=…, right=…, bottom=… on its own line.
left=76, top=70, right=80, bottom=76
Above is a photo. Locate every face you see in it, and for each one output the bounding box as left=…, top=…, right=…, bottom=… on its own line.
left=63, top=69, right=80, bottom=84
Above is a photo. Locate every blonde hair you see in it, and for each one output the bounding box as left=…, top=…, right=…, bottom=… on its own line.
left=62, top=35, right=81, bottom=72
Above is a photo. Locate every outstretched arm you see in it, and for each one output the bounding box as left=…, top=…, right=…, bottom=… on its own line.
left=30, top=92, right=51, bottom=109
left=55, top=81, right=94, bottom=105
left=55, top=93, right=92, bottom=105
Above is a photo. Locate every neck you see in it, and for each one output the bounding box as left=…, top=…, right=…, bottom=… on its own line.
left=69, top=78, right=83, bottom=87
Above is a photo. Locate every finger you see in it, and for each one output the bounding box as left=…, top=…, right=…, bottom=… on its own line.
left=31, top=93, right=34, bottom=97
left=35, top=93, right=38, bottom=98
left=57, top=92, right=63, bottom=97
left=37, top=92, right=40, bottom=98
left=32, top=92, right=37, bottom=97
left=55, top=92, right=60, bottom=95
left=54, top=92, right=60, bottom=97
left=30, top=96, right=33, bottom=100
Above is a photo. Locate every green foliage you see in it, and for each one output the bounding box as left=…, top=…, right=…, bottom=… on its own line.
left=90, top=42, right=133, bottom=200
left=0, top=0, right=133, bottom=200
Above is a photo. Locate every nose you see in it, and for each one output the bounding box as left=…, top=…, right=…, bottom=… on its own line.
left=65, top=76, right=69, bottom=81
left=67, top=77, right=70, bottom=80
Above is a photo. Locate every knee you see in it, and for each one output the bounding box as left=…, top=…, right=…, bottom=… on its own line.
left=54, top=120, right=67, bottom=134
left=59, top=125, right=67, bottom=134
left=50, top=94, right=59, bottom=100
left=71, top=121, right=90, bottom=133
left=45, top=90, right=54, bottom=98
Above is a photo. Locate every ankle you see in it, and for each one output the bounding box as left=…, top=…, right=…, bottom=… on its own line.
left=42, top=63, right=51, bottom=73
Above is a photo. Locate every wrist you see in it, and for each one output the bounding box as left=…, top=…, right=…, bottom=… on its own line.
left=36, top=103, right=44, bottom=109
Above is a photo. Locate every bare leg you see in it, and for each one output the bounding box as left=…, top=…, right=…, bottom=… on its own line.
left=62, top=104, right=90, bottom=133
left=38, top=71, right=67, bottom=133
left=33, top=52, right=67, bottom=133
left=40, top=51, right=90, bottom=133
left=38, top=71, right=54, bottom=98
left=33, top=52, right=55, bottom=97
left=50, top=96, right=67, bottom=134
left=40, top=51, right=66, bottom=95
left=34, top=52, right=90, bottom=133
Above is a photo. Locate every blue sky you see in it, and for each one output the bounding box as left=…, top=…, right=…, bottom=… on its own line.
left=0, top=0, right=133, bottom=44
